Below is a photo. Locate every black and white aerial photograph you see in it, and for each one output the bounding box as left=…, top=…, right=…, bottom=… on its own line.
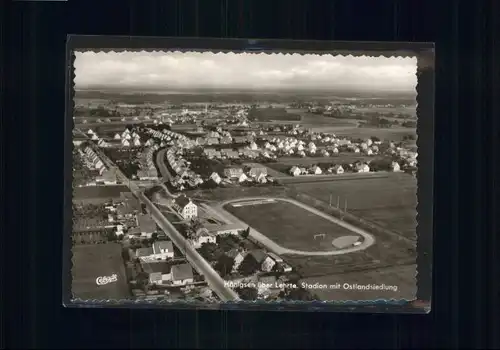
left=69, top=49, right=420, bottom=304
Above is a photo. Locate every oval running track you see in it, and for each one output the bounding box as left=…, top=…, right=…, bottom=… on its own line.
left=213, top=197, right=376, bottom=256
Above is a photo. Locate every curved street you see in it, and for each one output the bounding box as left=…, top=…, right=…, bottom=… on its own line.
left=212, top=197, right=376, bottom=256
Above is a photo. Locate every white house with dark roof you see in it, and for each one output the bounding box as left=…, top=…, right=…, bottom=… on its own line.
left=209, top=172, right=222, bottom=184
left=224, top=167, right=244, bottom=179
left=391, top=161, right=401, bottom=172
left=331, top=164, right=344, bottom=174
left=310, top=165, right=323, bottom=175
left=173, top=196, right=198, bottom=220
left=248, top=249, right=276, bottom=273
left=226, top=249, right=246, bottom=272
left=135, top=241, right=175, bottom=262
left=143, top=262, right=172, bottom=285
left=290, top=166, right=301, bottom=176
left=246, top=165, right=268, bottom=178
left=355, top=163, right=370, bottom=173
left=171, top=263, right=194, bottom=285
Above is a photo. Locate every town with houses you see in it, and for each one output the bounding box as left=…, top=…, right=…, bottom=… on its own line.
left=71, top=98, right=419, bottom=303
left=70, top=52, right=419, bottom=304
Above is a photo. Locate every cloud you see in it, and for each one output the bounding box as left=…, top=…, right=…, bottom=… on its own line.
left=74, top=51, right=417, bottom=92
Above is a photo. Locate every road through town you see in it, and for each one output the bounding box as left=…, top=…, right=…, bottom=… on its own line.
left=213, top=197, right=376, bottom=256
left=138, top=192, right=240, bottom=301
left=90, top=143, right=239, bottom=301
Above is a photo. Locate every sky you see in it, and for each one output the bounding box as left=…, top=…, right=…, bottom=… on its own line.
left=74, top=51, right=417, bottom=93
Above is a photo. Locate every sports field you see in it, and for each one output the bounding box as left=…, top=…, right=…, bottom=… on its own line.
left=71, top=243, right=130, bottom=300
left=224, top=200, right=360, bottom=252
left=290, top=172, right=417, bottom=239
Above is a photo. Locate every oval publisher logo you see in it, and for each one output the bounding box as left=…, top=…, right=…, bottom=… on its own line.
left=96, top=274, right=118, bottom=286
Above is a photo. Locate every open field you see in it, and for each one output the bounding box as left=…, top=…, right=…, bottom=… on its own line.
left=300, top=264, right=417, bottom=301
left=73, top=185, right=130, bottom=200
left=289, top=173, right=417, bottom=239
left=224, top=200, right=361, bottom=252
left=355, top=106, right=416, bottom=116
left=329, top=126, right=417, bottom=141
left=71, top=243, right=130, bottom=300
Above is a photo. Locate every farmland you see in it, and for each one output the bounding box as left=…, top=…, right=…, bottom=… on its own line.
left=288, top=172, right=417, bottom=239
left=224, top=200, right=360, bottom=252
left=71, top=243, right=130, bottom=300
left=330, top=126, right=417, bottom=141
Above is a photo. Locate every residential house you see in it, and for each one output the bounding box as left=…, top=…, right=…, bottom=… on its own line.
left=276, top=262, right=293, bottom=273
left=209, top=172, right=222, bottom=184
left=238, top=173, right=249, bottom=183
left=172, top=196, right=198, bottom=220
left=137, top=213, right=157, bottom=238
left=226, top=150, right=239, bottom=159
left=297, top=150, right=306, bottom=157
left=290, top=166, right=301, bottom=176
left=249, top=249, right=276, bottom=272
left=249, top=142, right=259, bottom=150
left=355, top=163, right=370, bottom=173
left=267, top=252, right=283, bottom=263
left=226, top=249, right=246, bottom=272
left=365, top=148, right=373, bottom=156
left=224, top=167, right=244, bottom=179
left=331, top=165, right=344, bottom=174
left=247, top=166, right=268, bottom=178
left=255, top=172, right=267, bottom=184
left=114, top=133, right=121, bottom=140
left=143, top=262, right=172, bottom=285
left=190, top=228, right=216, bottom=248
left=206, top=137, right=219, bottom=145
left=233, top=136, right=249, bottom=144
left=135, top=247, right=154, bottom=261
left=205, top=223, right=244, bottom=236
left=391, top=161, right=401, bottom=172
left=310, top=165, right=323, bottom=175
left=321, top=150, right=330, bottom=157
left=220, top=136, right=232, bottom=144
left=203, top=148, right=217, bottom=159
left=171, top=263, right=194, bottom=286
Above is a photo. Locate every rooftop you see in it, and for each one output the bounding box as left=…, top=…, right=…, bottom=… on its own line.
left=204, top=223, right=245, bottom=232
left=137, top=213, right=157, bottom=233
left=174, top=195, right=192, bottom=208
left=171, top=263, right=194, bottom=281
left=142, top=262, right=172, bottom=274
left=153, top=240, right=174, bottom=253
